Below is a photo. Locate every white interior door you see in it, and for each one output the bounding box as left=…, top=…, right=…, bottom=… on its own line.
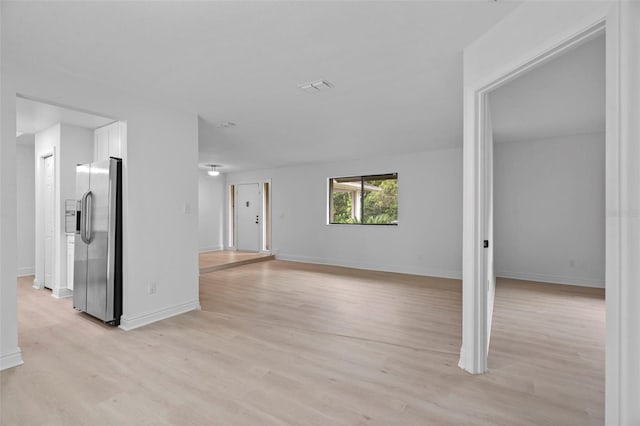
left=236, top=183, right=260, bottom=252
left=484, top=96, right=495, bottom=348
left=43, top=155, right=55, bottom=289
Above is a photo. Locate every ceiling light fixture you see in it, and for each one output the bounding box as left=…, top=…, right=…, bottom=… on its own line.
left=207, top=165, right=221, bottom=177
left=299, top=79, right=334, bottom=93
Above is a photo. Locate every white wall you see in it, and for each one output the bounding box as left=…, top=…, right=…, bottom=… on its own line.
left=16, top=137, right=35, bottom=276
left=2, top=47, right=200, bottom=367
left=225, top=148, right=463, bottom=279
left=494, top=133, right=605, bottom=287
left=198, top=170, right=224, bottom=252
left=0, top=2, right=24, bottom=371
left=122, top=109, right=199, bottom=331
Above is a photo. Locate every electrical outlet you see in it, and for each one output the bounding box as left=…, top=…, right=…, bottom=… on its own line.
left=149, top=282, right=157, bottom=295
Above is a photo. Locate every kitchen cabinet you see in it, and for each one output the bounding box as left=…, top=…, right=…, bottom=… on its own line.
left=94, top=121, right=125, bottom=161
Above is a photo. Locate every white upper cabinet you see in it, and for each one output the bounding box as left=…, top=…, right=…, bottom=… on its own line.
left=94, top=121, right=125, bottom=161
left=94, top=127, right=109, bottom=161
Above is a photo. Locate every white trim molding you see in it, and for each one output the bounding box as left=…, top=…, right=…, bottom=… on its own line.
left=199, top=245, right=222, bottom=253
left=495, top=271, right=604, bottom=289
left=276, top=253, right=462, bottom=281
left=119, top=300, right=201, bottom=331
left=610, top=2, right=640, bottom=424
left=32, top=278, right=43, bottom=290
left=52, top=287, right=73, bottom=299
left=17, top=267, right=35, bottom=277
left=0, top=348, right=24, bottom=371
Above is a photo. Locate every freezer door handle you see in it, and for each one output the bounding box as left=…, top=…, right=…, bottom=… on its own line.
left=80, top=191, right=93, bottom=244
left=85, top=191, right=93, bottom=243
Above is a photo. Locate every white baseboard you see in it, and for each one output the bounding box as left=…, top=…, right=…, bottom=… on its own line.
left=17, top=267, right=35, bottom=277
left=457, top=344, right=466, bottom=370
left=32, top=278, right=43, bottom=290
left=52, top=287, right=73, bottom=299
left=276, top=253, right=462, bottom=281
left=0, top=348, right=24, bottom=371
left=199, top=245, right=223, bottom=253
left=496, top=270, right=605, bottom=288
left=119, top=299, right=201, bottom=331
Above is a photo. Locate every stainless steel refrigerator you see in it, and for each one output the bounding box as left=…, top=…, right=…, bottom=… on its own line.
left=73, top=158, right=122, bottom=325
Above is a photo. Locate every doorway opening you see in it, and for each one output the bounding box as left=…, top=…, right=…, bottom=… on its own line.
left=235, top=183, right=260, bottom=251
left=262, top=181, right=271, bottom=251
left=228, top=180, right=271, bottom=253
left=489, top=34, right=606, bottom=289
left=481, top=33, right=607, bottom=418
left=227, top=184, right=235, bottom=248
left=459, top=16, right=615, bottom=376
left=16, top=95, right=124, bottom=301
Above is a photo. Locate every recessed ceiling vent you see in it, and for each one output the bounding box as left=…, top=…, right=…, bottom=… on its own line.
left=216, top=121, right=236, bottom=128
left=299, top=79, right=334, bottom=93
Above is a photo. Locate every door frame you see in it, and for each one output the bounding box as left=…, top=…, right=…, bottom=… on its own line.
left=462, top=19, right=607, bottom=372
left=42, top=153, right=55, bottom=290
left=461, top=3, right=638, bottom=423
left=261, top=179, right=272, bottom=252
left=234, top=182, right=262, bottom=252
left=228, top=179, right=272, bottom=253
left=35, top=149, right=56, bottom=291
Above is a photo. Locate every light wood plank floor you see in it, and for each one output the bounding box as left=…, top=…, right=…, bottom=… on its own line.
left=199, top=250, right=274, bottom=274
left=1, top=262, right=604, bottom=425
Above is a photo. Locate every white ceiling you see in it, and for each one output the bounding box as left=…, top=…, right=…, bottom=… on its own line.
left=490, top=34, right=605, bottom=144
left=3, top=1, right=524, bottom=171
left=16, top=97, right=115, bottom=137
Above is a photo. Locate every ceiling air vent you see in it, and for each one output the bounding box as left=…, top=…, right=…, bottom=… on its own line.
left=299, top=79, right=334, bottom=93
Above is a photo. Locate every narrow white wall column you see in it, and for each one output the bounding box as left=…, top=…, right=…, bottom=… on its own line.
left=0, top=55, right=24, bottom=370
left=609, top=2, right=640, bottom=423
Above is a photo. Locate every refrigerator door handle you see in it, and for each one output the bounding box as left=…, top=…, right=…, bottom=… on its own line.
left=80, top=190, right=93, bottom=244
left=85, top=191, right=93, bottom=243
left=79, top=191, right=87, bottom=243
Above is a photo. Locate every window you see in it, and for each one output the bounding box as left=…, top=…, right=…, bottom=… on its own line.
left=329, top=173, right=398, bottom=225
